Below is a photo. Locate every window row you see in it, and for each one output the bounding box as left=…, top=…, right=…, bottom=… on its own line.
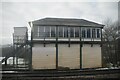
left=33, top=26, right=101, bottom=38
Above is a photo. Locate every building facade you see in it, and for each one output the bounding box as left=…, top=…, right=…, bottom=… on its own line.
left=29, top=18, right=104, bottom=69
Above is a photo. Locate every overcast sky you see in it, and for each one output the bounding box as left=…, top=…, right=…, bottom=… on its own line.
left=0, top=0, right=119, bottom=45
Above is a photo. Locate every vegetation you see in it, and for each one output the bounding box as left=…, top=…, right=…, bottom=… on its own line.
left=102, top=18, right=120, bottom=67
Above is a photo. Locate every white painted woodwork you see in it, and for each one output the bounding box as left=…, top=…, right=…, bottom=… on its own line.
left=58, top=44, right=80, bottom=69
left=82, top=44, right=102, bottom=68
left=33, top=38, right=101, bottom=41
left=32, top=44, right=56, bottom=69
left=32, top=44, right=102, bottom=69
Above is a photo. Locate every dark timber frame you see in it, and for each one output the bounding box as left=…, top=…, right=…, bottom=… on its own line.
left=79, top=27, right=82, bottom=69
left=56, top=26, right=58, bottom=69
left=68, top=27, right=71, bottom=47
left=29, top=32, right=33, bottom=70
left=100, top=28, right=103, bottom=67
left=29, top=23, right=33, bottom=70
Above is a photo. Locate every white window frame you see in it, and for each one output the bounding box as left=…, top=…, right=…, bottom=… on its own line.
left=85, top=28, right=86, bottom=38
left=74, top=27, right=75, bottom=38
left=38, top=26, right=39, bottom=37
left=95, top=28, right=97, bottom=38
left=68, top=27, right=70, bottom=37
left=90, top=28, right=92, bottom=39
left=44, top=26, right=45, bottom=32
left=63, top=27, right=64, bottom=38
left=50, top=27, right=51, bottom=37
left=55, top=27, right=56, bottom=36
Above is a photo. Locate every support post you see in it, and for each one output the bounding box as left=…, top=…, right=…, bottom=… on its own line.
left=13, top=45, right=15, bottom=67
left=44, top=37, right=46, bottom=47
left=56, top=26, right=58, bottom=69
left=101, top=28, right=103, bottom=67
left=13, top=56, right=15, bottom=66
left=80, top=27, right=82, bottom=69
left=16, top=56, right=18, bottom=67
left=13, top=34, right=15, bottom=67
left=5, top=57, right=7, bottom=66
left=100, top=28, right=103, bottom=47
left=29, top=31, right=33, bottom=70
left=68, top=27, right=70, bottom=47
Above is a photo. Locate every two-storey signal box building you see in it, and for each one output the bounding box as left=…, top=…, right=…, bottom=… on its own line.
left=29, top=18, right=104, bottom=69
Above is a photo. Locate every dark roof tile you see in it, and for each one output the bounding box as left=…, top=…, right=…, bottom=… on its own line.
left=32, top=17, right=104, bottom=28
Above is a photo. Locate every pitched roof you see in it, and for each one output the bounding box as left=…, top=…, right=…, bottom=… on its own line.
left=31, top=17, right=104, bottom=28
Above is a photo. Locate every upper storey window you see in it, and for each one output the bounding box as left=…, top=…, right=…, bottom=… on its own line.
left=64, top=27, right=68, bottom=38
left=34, top=26, right=101, bottom=39
left=45, top=27, right=50, bottom=37
left=92, top=28, right=96, bottom=38
left=70, top=27, right=74, bottom=37
left=97, top=29, right=100, bottom=38
left=82, top=28, right=86, bottom=38
left=87, top=28, right=91, bottom=38
left=39, top=26, right=45, bottom=38
left=51, top=27, right=56, bottom=37
left=58, top=27, right=63, bottom=37
left=75, top=27, right=79, bottom=38
left=81, top=27, right=101, bottom=39
left=33, top=26, right=38, bottom=37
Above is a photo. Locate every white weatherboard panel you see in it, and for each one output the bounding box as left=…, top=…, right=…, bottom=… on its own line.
left=33, top=38, right=101, bottom=41
left=58, top=44, right=80, bottom=69
left=32, top=44, right=56, bottom=69
left=82, top=44, right=102, bottom=68
left=32, top=43, right=102, bottom=69
left=81, top=38, right=101, bottom=41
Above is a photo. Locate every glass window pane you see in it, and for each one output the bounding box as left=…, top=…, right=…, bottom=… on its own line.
left=45, top=27, right=50, bottom=37
left=51, top=27, right=55, bottom=37
left=39, top=26, right=44, bottom=32
left=33, top=26, right=38, bottom=37
left=82, top=28, right=86, bottom=38
left=75, top=27, right=79, bottom=37
left=64, top=27, right=68, bottom=38
left=92, top=28, right=96, bottom=38
left=97, top=29, right=100, bottom=38
left=59, top=27, right=63, bottom=37
left=87, top=28, right=91, bottom=38
left=39, top=26, right=45, bottom=38
left=70, top=27, right=74, bottom=37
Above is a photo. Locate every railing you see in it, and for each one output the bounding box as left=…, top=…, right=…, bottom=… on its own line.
left=13, top=34, right=28, bottom=44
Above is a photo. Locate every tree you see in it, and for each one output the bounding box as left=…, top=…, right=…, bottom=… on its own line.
left=102, top=18, right=119, bottom=67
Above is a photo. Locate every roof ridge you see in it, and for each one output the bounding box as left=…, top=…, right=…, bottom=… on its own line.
left=43, top=17, right=83, bottom=20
